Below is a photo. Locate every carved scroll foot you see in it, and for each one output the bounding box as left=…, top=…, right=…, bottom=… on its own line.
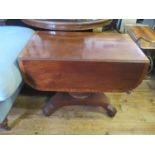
left=102, top=103, right=117, bottom=117
left=42, top=101, right=56, bottom=116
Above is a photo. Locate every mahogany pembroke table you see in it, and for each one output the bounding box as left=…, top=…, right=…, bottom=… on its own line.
left=18, top=31, right=149, bottom=117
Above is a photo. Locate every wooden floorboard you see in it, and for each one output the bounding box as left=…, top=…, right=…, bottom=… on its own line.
left=1, top=78, right=155, bottom=134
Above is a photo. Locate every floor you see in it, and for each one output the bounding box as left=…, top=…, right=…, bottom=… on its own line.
left=1, top=76, right=155, bottom=135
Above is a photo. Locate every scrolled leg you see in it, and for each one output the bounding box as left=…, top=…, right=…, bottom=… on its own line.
left=102, top=103, right=117, bottom=117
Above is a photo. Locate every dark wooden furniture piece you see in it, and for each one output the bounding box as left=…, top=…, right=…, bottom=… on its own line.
left=126, top=25, right=155, bottom=50
left=18, top=31, right=149, bottom=117
left=126, top=25, right=155, bottom=73
left=22, top=19, right=112, bottom=31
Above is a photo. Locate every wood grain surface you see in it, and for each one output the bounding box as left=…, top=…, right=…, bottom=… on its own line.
left=18, top=31, right=149, bottom=92
left=126, top=25, right=155, bottom=50
left=19, top=31, right=148, bottom=62
left=22, top=19, right=112, bottom=31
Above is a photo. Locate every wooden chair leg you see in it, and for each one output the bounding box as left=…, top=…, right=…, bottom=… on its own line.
left=0, top=118, right=11, bottom=130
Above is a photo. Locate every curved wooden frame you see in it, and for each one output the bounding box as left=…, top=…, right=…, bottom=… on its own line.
left=22, top=19, right=113, bottom=31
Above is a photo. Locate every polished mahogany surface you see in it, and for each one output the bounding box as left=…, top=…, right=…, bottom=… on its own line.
left=22, top=19, right=112, bottom=31
left=19, top=31, right=149, bottom=93
left=20, top=31, right=148, bottom=63
left=126, top=25, right=155, bottom=50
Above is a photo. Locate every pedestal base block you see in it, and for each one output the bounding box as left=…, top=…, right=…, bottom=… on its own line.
left=42, top=92, right=117, bottom=117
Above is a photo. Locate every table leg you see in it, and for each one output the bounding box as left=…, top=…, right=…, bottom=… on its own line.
left=42, top=92, right=117, bottom=117
left=0, top=118, right=10, bottom=130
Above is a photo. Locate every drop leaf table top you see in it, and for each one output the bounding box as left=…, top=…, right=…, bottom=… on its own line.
left=18, top=31, right=149, bottom=93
